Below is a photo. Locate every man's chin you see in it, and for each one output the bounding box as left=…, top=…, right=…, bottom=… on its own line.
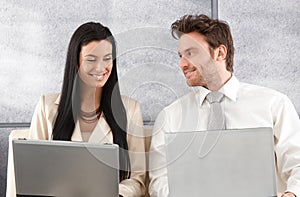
left=186, top=79, right=205, bottom=87
left=186, top=80, right=197, bottom=87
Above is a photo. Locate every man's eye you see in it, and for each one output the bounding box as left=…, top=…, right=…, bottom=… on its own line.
left=187, top=51, right=192, bottom=56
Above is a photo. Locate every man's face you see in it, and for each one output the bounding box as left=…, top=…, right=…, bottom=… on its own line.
left=178, top=32, right=222, bottom=89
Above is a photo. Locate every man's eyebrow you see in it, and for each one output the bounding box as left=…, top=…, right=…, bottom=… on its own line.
left=184, top=47, right=197, bottom=53
left=178, top=47, right=197, bottom=56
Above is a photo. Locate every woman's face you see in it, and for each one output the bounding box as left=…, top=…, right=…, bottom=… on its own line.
left=79, top=40, right=113, bottom=88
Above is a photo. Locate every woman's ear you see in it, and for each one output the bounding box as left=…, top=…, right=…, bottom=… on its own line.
left=215, top=44, right=227, bottom=61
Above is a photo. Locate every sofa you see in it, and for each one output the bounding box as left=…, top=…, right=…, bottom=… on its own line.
left=0, top=128, right=18, bottom=197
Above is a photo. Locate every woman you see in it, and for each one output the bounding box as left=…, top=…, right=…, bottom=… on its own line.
left=7, top=22, right=146, bottom=197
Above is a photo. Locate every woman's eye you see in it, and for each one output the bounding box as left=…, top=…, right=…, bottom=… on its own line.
left=103, top=57, right=112, bottom=61
left=86, top=59, right=96, bottom=62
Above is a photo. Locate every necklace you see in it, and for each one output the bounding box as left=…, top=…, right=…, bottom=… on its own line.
left=80, top=106, right=101, bottom=123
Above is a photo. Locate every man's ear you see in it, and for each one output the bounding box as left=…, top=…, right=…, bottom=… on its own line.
left=215, top=44, right=227, bottom=61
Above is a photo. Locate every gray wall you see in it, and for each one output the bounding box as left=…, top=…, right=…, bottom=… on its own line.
left=0, top=0, right=211, bottom=125
left=219, top=0, right=300, bottom=114
left=0, top=0, right=299, bottom=126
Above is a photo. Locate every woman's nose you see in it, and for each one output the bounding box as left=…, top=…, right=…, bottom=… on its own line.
left=95, top=61, right=107, bottom=72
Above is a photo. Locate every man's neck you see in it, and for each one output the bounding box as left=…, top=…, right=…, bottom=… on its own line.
left=206, top=71, right=232, bottom=91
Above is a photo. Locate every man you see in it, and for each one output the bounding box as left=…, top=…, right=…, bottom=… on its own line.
left=148, top=14, right=300, bottom=197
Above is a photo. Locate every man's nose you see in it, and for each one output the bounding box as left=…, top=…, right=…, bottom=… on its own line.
left=179, top=57, right=189, bottom=69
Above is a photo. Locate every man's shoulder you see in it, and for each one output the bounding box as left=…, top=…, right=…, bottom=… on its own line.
left=163, top=91, right=196, bottom=112
left=239, top=82, right=286, bottom=98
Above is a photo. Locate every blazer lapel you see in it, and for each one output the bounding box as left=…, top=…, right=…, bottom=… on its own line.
left=71, top=121, right=83, bottom=141
left=89, top=113, right=112, bottom=143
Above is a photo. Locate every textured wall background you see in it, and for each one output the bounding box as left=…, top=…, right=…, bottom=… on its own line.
left=1, top=0, right=299, bottom=126
left=0, top=0, right=210, bottom=125
left=219, top=0, right=300, bottom=116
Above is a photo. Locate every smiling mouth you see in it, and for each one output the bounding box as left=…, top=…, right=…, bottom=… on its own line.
left=184, top=68, right=196, bottom=78
left=90, top=73, right=107, bottom=81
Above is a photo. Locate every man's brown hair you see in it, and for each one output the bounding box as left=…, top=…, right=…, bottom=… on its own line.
left=171, top=14, right=234, bottom=72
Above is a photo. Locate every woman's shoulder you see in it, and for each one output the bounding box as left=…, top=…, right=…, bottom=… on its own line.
left=43, top=93, right=61, bottom=103
left=121, top=95, right=139, bottom=106
left=121, top=95, right=140, bottom=114
left=35, top=93, right=60, bottom=115
left=38, top=93, right=61, bottom=106
left=30, top=93, right=60, bottom=134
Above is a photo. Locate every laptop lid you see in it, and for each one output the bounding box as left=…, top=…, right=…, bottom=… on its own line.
left=13, top=139, right=119, bottom=197
left=165, top=127, right=277, bottom=197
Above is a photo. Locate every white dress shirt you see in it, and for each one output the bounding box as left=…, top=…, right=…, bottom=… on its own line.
left=148, top=75, right=300, bottom=197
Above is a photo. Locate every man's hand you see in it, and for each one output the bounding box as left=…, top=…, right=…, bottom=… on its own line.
left=277, top=192, right=296, bottom=197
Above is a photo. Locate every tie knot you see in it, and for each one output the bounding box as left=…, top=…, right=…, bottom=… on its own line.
left=206, top=92, right=224, bottom=104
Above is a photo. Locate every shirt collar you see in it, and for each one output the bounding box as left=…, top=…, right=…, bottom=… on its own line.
left=194, top=86, right=211, bottom=106
left=219, top=75, right=239, bottom=102
left=196, top=75, right=240, bottom=105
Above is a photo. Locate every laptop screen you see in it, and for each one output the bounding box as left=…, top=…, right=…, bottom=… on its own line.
left=13, top=139, right=119, bottom=197
left=165, top=127, right=277, bottom=197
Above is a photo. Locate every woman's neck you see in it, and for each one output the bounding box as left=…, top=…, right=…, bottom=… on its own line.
left=80, top=83, right=102, bottom=112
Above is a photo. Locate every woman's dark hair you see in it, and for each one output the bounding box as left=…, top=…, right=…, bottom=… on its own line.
left=171, top=14, right=234, bottom=72
left=52, top=22, right=130, bottom=181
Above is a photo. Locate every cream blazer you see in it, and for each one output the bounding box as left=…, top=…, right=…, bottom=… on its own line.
left=7, top=93, right=146, bottom=197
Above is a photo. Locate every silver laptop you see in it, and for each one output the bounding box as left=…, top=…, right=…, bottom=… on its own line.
left=13, top=139, right=119, bottom=197
left=165, top=127, right=277, bottom=197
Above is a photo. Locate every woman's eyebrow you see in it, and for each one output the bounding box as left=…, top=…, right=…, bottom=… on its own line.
left=84, top=54, right=98, bottom=58
left=103, top=53, right=112, bottom=57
